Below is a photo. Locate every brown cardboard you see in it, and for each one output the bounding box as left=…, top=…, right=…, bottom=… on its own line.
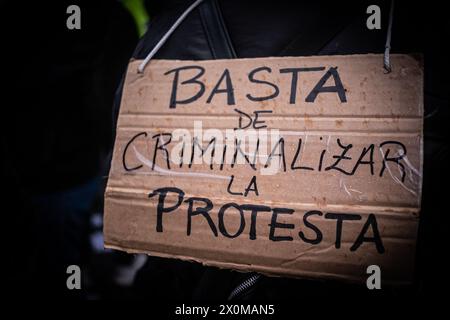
left=104, top=54, right=423, bottom=284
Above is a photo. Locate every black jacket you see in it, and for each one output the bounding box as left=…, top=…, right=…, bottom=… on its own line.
left=126, top=0, right=449, bottom=300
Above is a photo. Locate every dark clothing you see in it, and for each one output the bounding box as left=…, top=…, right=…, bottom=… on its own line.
left=129, top=0, right=449, bottom=300
left=3, top=0, right=138, bottom=298
left=4, top=1, right=138, bottom=193
left=2, top=0, right=448, bottom=300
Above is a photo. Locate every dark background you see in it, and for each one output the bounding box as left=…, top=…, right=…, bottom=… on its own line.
left=2, top=0, right=449, bottom=301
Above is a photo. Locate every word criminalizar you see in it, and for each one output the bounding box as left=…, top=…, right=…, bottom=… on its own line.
left=123, top=130, right=408, bottom=182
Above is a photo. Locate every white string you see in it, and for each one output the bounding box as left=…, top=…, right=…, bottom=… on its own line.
left=139, top=0, right=394, bottom=73
left=384, top=0, right=395, bottom=73
left=137, top=0, right=205, bottom=73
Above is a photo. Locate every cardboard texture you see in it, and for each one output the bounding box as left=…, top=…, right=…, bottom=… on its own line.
left=104, top=54, right=423, bottom=284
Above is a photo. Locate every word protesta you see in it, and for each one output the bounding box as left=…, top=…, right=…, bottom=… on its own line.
left=148, top=187, right=385, bottom=254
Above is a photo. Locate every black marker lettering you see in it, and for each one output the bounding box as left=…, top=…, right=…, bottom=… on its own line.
left=253, top=110, right=273, bottom=129
left=234, top=108, right=253, bottom=130
left=241, top=204, right=272, bottom=240
left=351, top=144, right=375, bottom=175
left=152, top=133, right=172, bottom=170
left=299, top=210, right=323, bottom=245
left=206, top=68, right=235, bottom=105
left=325, top=212, right=361, bottom=249
left=291, top=138, right=314, bottom=171
left=165, top=65, right=205, bottom=108
left=325, top=138, right=353, bottom=175
left=148, top=187, right=184, bottom=232
left=379, top=141, right=407, bottom=182
left=350, top=214, right=385, bottom=253
left=269, top=208, right=294, bottom=241
left=123, top=132, right=147, bottom=171
left=185, top=197, right=218, bottom=237
left=305, top=67, right=347, bottom=103
left=264, top=138, right=286, bottom=172
left=244, top=176, right=259, bottom=197
left=246, top=67, right=279, bottom=102
left=227, top=175, right=243, bottom=196
left=218, top=203, right=245, bottom=238
left=280, top=67, right=325, bottom=104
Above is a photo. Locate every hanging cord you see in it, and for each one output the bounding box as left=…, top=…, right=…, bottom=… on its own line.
left=137, top=0, right=205, bottom=73
left=384, top=0, right=395, bottom=73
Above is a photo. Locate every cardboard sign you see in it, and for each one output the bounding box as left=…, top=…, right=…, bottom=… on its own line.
left=104, top=54, right=423, bottom=284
